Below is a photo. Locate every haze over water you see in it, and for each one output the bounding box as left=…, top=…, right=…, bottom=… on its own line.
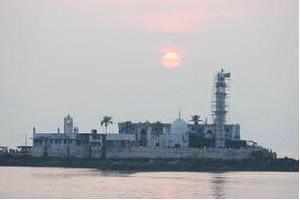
left=0, top=167, right=298, bottom=198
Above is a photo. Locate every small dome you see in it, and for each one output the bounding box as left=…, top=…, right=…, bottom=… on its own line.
left=171, top=118, right=188, bottom=134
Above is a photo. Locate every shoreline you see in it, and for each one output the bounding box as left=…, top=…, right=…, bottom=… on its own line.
left=0, top=156, right=298, bottom=172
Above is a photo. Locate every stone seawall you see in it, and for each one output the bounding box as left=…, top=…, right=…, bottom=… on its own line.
left=106, top=147, right=258, bottom=160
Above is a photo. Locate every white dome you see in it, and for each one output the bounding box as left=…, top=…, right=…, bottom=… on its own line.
left=171, top=118, right=188, bottom=134
left=169, top=118, right=189, bottom=147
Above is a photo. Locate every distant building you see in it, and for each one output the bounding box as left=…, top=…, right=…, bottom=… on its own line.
left=168, top=117, right=189, bottom=148
left=118, top=121, right=170, bottom=147
left=64, top=114, right=74, bottom=135
left=0, top=146, right=8, bottom=156
left=30, top=69, right=274, bottom=160
left=118, top=120, right=240, bottom=149
left=32, top=115, right=135, bottom=159
left=16, top=146, right=32, bottom=156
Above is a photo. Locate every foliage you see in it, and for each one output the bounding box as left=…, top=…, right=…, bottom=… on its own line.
left=100, top=116, right=113, bottom=134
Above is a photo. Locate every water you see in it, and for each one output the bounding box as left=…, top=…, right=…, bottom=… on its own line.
left=0, top=167, right=298, bottom=198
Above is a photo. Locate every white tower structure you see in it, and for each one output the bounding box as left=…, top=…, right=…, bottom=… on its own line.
left=64, top=114, right=73, bottom=135
left=213, top=69, right=231, bottom=148
left=169, top=113, right=189, bottom=148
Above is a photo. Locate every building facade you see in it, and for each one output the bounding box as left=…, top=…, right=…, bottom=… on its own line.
left=31, top=69, right=274, bottom=160
left=32, top=116, right=135, bottom=159
left=118, top=120, right=240, bottom=149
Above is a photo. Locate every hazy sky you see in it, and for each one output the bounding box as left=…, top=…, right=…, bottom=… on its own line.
left=0, top=0, right=298, bottom=158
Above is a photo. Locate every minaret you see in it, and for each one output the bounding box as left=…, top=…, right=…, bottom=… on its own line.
left=33, top=127, right=36, bottom=136
left=214, top=69, right=231, bottom=148
left=64, top=114, right=73, bottom=135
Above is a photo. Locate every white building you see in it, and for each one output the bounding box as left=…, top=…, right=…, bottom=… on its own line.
left=32, top=115, right=135, bottom=158
left=64, top=114, right=73, bottom=135
left=168, top=117, right=189, bottom=148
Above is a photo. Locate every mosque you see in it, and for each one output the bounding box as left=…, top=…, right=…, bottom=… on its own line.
left=32, top=69, right=275, bottom=160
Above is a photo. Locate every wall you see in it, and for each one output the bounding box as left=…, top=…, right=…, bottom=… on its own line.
left=32, top=142, right=90, bottom=158
left=105, top=147, right=261, bottom=160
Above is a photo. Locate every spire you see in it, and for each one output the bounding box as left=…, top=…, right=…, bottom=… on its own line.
left=178, top=108, right=182, bottom=120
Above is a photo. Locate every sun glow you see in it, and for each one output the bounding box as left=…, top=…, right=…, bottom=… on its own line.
left=161, top=49, right=182, bottom=69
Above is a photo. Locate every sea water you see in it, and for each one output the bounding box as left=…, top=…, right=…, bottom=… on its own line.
left=0, top=167, right=298, bottom=198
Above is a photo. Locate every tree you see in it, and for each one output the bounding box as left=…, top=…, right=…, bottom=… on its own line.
left=190, top=115, right=202, bottom=125
left=100, top=116, right=113, bottom=134
left=153, top=121, right=163, bottom=135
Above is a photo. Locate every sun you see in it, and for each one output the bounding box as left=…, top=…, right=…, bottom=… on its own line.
left=161, top=50, right=181, bottom=69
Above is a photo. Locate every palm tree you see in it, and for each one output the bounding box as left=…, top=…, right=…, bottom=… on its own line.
left=153, top=121, right=163, bottom=135
left=190, top=115, right=202, bottom=125
left=100, top=116, right=113, bottom=134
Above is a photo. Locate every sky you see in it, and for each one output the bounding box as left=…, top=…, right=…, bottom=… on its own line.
left=0, top=0, right=298, bottom=159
